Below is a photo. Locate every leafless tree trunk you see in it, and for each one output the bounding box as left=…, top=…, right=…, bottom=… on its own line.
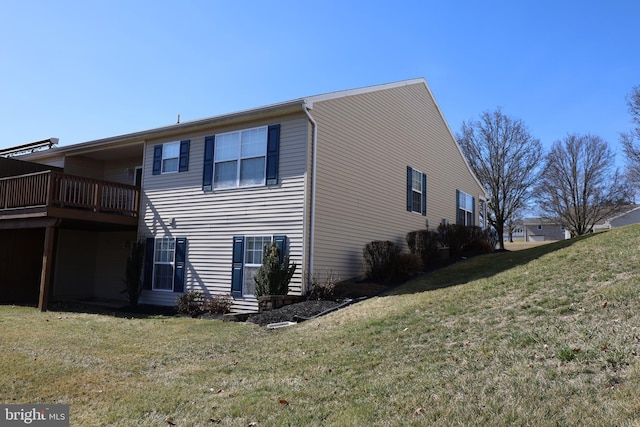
left=457, top=108, right=542, bottom=250
left=536, top=134, right=632, bottom=236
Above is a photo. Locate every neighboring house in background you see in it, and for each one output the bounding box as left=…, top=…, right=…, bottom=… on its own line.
left=522, top=206, right=640, bottom=243
left=504, top=221, right=525, bottom=242
left=0, top=78, right=487, bottom=312
left=523, top=218, right=569, bottom=242
left=592, top=205, right=640, bottom=232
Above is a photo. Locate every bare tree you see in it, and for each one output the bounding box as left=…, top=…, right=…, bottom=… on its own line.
left=505, top=213, right=524, bottom=243
left=536, top=134, right=632, bottom=236
left=457, top=108, right=542, bottom=249
left=621, top=86, right=640, bottom=186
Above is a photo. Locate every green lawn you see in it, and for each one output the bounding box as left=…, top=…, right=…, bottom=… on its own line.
left=1, top=226, right=640, bottom=425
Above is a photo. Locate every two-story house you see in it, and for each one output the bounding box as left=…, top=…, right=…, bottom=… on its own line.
left=0, top=78, right=486, bottom=312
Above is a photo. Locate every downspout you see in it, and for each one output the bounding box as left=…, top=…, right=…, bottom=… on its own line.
left=302, top=102, right=318, bottom=294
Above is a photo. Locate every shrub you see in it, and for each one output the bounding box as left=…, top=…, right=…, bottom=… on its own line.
left=363, top=240, right=399, bottom=282
left=204, top=294, right=232, bottom=314
left=437, top=223, right=470, bottom=257
left=406, top=229, right=440, bottom=267
left=482, top=227, right=500, bottom=250
left=254, top=242, right=297, bottom=297
left=437, top=224, right=496, bottom=257
left=308, top=270, right=339, bottom=300
left=395, top=252, right=423, bottom=277
left=175, top=291, right=206, bottom=317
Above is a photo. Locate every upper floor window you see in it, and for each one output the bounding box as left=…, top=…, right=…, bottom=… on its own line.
left=152, top=140, right=190, bottom=175
left=457, top=190, right=475, bottom=226
left=162, top=142, right=180, bottom=173
left=406, top=166, right=426, bottom=216
left=203, top=124, right=281, bottom=191
left=215, top=127, right=267, bottom=189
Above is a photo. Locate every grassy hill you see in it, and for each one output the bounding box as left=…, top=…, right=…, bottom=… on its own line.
left=1, top=225, right=640, bottom=425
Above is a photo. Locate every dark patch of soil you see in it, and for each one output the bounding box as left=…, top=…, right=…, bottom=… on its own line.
left=245, top=280, right=396, bottom=326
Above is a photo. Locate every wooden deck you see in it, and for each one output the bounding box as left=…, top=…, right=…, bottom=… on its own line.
left=0, top=170, right=139, bottom=227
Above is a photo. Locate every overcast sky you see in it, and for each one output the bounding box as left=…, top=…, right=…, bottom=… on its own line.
left=1, top=1, right=639, bottom=165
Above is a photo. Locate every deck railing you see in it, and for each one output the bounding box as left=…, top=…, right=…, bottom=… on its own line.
left=0, top=170, right=139, bottom=217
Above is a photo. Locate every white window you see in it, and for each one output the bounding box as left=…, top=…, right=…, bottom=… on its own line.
left=242, top=235, right=272, bottom=296
left=214, top=126, right=267, bottom=189
left=153, top=237, right=176, bottom=291
left=162, top=142, right=180, bottom=173
left=411, top=169, right=424, bottom=213
left=458, top=191, right=475, bottom=226
left=479, top=199, right=488, bottom=229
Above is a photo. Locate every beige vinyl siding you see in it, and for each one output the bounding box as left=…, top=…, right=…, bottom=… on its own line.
left=53, top=229, right=97, bottom=301
left=102, top=158, right=143, bottom=186
left=310, top=81, right=484, bottom=279
left=93, top=231, right=137, bottom=301
left=63, top=156, right=104, bottom=179
left=139, top=113, right=309, bottom=312
left=34, top=157, right=65, bottom=169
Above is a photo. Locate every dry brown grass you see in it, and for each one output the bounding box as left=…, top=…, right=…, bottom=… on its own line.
left=2, top=226, right=640, bottom=425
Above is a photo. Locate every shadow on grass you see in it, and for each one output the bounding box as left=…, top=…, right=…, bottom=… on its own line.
left=46, top=301, right=178, bottom=319
left=383, top=233, right=599, bottom=297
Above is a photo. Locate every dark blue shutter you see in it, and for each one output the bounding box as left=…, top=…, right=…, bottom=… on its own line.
left=203, top=136, right=215, bottom=190
left=143, top=238, right=154, bottom=289
left=174, top=237, right=186, bottom=293
left=421, top=173, right=427, bottom=216
left=152, top=145, right=163, bottom=175
left=274, top=235, right=287, bottom=264
left=472, top=196, right=476, bottom=226
left=266, top=124, right=280, bottom=185
left=231, top=236, right=244, bottom=297
left=406, top=166, right=413, bottom=212
left=178, top=140, right=190, bottom=172
left=456, top=190, right=463, bottom=225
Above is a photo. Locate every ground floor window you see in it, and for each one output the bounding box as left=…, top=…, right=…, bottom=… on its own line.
left=243, top=236, right=272, bottom=296
left=457, top=190, right=475, bottom=226
left=231, top=235, right=288, bottom=298
left=153, top=237, right=176, bottom=290
left=143, top=236, right=186, bottom=293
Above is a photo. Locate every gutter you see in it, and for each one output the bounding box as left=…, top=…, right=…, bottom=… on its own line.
left=302, top=102, right=318, bottom=294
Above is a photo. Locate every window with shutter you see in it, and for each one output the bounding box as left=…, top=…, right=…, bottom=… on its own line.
left=456, top=190, right=476, bottom=226
left=406, top=166, right=426, bottom=216
left=152, top=141, right=190, bottom=175
left=231, top=234, right=288, bottom=298
left=203, top=124, right=280, bottom=191
left=143, top=237, right=187, bottom=292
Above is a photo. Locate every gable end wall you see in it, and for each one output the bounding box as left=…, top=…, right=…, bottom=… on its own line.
left=310, top=82, right=484, bottom=280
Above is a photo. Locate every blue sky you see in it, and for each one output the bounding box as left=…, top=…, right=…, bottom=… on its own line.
left=1, top=1, right=639, bottom=165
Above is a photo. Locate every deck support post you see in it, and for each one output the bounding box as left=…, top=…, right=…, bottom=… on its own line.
left=38, top=225, right=58, bottom=311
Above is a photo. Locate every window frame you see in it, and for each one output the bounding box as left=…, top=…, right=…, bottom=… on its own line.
left=213, top=126, right=268, bottom=190
left=152, top=236, right=176, bottom=292
left=457, top=190, right=475, bottom=226
left=161, top=141, right=180, bottom=174
left=242, top=235, right=273, bottom=297
left=410, top=168, right=424, bottom=214
left=406, top=166, right=426, bottom=216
